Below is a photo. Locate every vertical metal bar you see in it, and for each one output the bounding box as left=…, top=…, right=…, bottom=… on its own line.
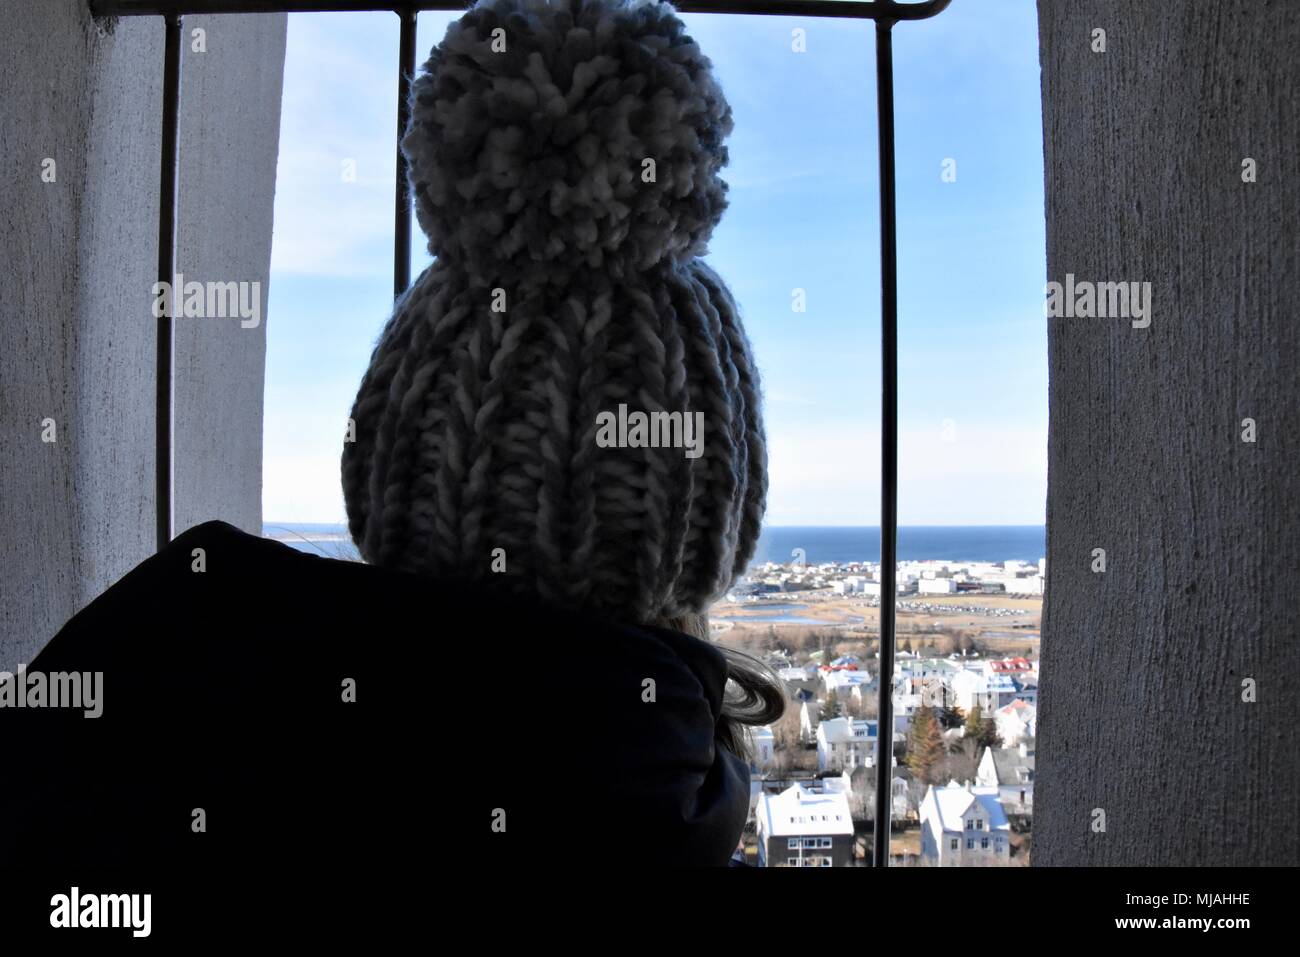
left=872, top=15, right=898, bottom=868
left=156, top=11, right=182, bottom=551
left=394, top=6, right=417, bottom=297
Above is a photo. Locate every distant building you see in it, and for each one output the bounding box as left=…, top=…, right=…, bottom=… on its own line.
left=891, top=692, right=923, bottom=734
left=747, top=725, right=776, bottom=771
left=920, top=783, right=1012, bottom=866
left=1013, top=673, right=1038, bottom=706
left=917, top=577, right=957, bottom=595
left=779, top=667, right=819, bottom=703
left=985, top=672, right=1021, bottom=710
left=754, top=782, right=856, bottom=867
left=816, top=717, right=879, bottom=772
left=950, top=669, right=990, bottom=713
left=799, top=700, right=821, bottom=743
left=985, top=657, right=1034, bottom=677
left=824, top=668, right=874, bottom=704
left=952, top=668, right=1022, bottom=713
left=1004, top=574, right=1045, bottom=596
left=898, top=657, right=961, bottom=682
left=917, top=673, right=956, bottom=708
left=977, top=738, right=1036, bottom=819
left=862, top=579, right=917, bottom=597
left=995, top=699, right=1037, bottom=745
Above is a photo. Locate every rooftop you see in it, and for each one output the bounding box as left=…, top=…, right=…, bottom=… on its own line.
left=923, top=783, right=1011, bottom=833
left=756, top=783, right=855, bottom=838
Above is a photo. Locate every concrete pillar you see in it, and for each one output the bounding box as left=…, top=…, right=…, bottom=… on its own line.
left=0, top=2, right=286, bottom=667
left=1035, top=1, right=1299, bottom=865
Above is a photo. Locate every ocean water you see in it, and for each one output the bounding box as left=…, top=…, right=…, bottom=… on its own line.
left=264, top=523, right=1046, bottom=565
left=750, top=526, right=1045, bottom=565
left=263, top=523, right=357, bottom=559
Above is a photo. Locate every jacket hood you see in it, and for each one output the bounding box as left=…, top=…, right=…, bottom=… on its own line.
left=9, top=520, right=751, bottom=871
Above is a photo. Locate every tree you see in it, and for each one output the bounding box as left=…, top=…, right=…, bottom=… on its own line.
left=935, top=736, right=980, bottom=786
left=937, top=706, right=964, bottom=731
left=820, top=690, right=843, bottom=721
left=792, top=628, right=819, bottom=654
left=855, top=786, right=875, bottom=824
left=905, top=706, right=945, bottom=784
left=979, top=717, right=1003, bottom=750
left=963, top=704, right=1003, bottom=751
left=858, top=692, right=880, bottom=721
left=771, top=696, right=803, bottom=752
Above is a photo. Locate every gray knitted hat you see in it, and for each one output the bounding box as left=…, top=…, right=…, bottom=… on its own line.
left=342, top=0, right=766, bottom=624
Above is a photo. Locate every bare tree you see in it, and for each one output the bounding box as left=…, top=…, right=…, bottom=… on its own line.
left=771, top=695, right=802, bottom=752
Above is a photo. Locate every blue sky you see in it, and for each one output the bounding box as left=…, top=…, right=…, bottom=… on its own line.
left=264, top=0, right=1046, bottom=526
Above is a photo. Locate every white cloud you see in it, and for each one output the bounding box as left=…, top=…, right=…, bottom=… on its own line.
left=764, top=423, right=1046, bottom=525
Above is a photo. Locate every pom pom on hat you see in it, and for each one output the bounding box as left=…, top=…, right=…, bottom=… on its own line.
left=402, top=0, right=734, bottom=282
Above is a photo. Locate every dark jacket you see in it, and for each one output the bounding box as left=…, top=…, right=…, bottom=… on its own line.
left=1, top=521, right=749, bottom=886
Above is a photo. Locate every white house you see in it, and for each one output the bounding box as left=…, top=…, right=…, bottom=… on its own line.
left=816, top=717, right=879, bottom=772
left=862, top=579, right=917, bottom=597
left=895, top=660, right=958, bottom=708
left=755, top=782, right=856, bottom=867
left=949, top=669, right=989, bottom=714
left=892, top=775, right=911, bottom=820
left=777, top=666, right=813, bottom=683
left=824, top=668, right=874, bottom=705
left=984, top=657, right=1033, bottom=677
left=917, top=577, right=957, bottom=595
left=976, top=738, right=1035, bottom=818
left=994, top=699, right=1037, bottom=745
left=1006, top=574, right=1044, bottom=596
left=799, top=699, right=822, bottom=743
left=920, top=674, right=956, bottom=708
left=952, top=668, right=1021, bottom=713
left=891, top=692, right=923, bottom=734
left=984, top=672, right=1021, bottom=711
left=1012, top=673, right=1038, bottom=706
left=747, top=725, right=776, bottom=770
left=920, top=783, right=1012, bottom=866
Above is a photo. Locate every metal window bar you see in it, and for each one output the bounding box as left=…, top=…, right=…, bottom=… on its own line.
left=87, top=0, right=953, bottom=867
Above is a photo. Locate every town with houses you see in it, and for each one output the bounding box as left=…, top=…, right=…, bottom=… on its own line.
left=715, top=555, right=1043, bottom=866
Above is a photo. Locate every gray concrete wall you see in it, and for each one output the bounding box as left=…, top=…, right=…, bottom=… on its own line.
left=172, top=15, right=283, bottom=536
left=1035, top=1, right=1300, bottom=865
left=0, top=2, right=286, bottom=668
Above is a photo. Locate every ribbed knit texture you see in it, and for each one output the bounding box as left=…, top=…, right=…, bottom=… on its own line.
left=342, top=0, right=766, bottom=624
